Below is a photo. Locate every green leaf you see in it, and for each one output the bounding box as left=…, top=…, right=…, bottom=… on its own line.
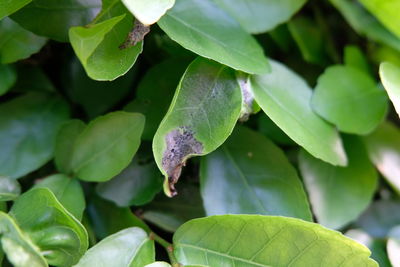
left=299, top=135, right=378, bottom=229
left=0, top=176, right=21, bottom=201
left=153, top=58, right=242, bottom=196
left=69, top=1, right=143, bottom=81
left=359, top=0, right=400, bottom=39
left=10, top=188, right=88, bottom=266
left=11, top=65, right=54, bottom=93
left=380, top=62, right=400, bottom=117
left=122, top=0, right=175, bottom=25
left=344, top=45, right=371, bottom=75
left=212, top=0, right=306, bottom=34
left=251, top=60, right=347, bottom=166
left=157, top=0, right=270, bottom=75
left=96, top=157, right=162, bottom=207
left=70, top=111, right=145, bottom=182
left=0, top=93, right=69, bottom=179
left=0, top=64, right=16, bottom=96
left=124, top=59, right=188, bottom=140
left=258, top=115, right=295, bottom=145
left=73, top=227, right=154, bottom=267
left=364, top=122, right=400, bottom=194
left=329, top=0, right=400, bottom=52
left=0, top=212, right=47, bottom=267
left=173, top=215, right=377, bottom=266
left=387, top=226, right=400, bottom=267
left=312, top=65, right=387, bottom=135
left=200, top=126, right=312, bottom=221
left=0, top=0, right=31, bottom=19
left=0, top=17, right=47, bottom=64
left=33, top=174, right=85, bottom=220
left=11, top=0, right=101, bottom=42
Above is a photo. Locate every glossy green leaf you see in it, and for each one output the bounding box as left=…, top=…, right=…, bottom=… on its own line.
left=69, top=0, right=143, bottom=81
left=157, top=0, right=270, bottom=75
left=0, top=176, right=20, bottom=201
left=0, top=211, right=47, bottom=267
left=299, top=135, right=378, bottom=229
left=70, top=111, right=145, bottom=182
left=33, top=174, right=85, bottom=220
left=0, top=17, right=46, bottom=64
left=0, top=0, right=31, bottom=19
left=387, top=226, right=400, bottom=267
left=344, top=45, right=370, bottom=75
left=312, top=65, right=387, bottom=135
left=153, top=58, right=242, bottom=196
left=251, top=60, right=347, bottom=166
left=11, top=0, right=101, bottom=42
left=122, top=0, right=175, bottom=25
left=364, top=122, right=400, bottom=194
left=200, top=126, right=312, bottom=221
left=10, top=188, right=88, bottom=266
left=213, top=0, right=306, bottom=34
left=74, top=227, right=154, bottom=267
left=173, top=215, right=377, bottom=266
left=258, top=115, right=294, bottom=145
left=0, top=64, right=16, bottom=96
left=0, top=93, right=69, bottom=179
left=380, top=62, right=400, bottom=117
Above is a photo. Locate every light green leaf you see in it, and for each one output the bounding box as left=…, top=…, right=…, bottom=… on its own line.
left=0, top=212, right=47, bottom=267
left=157, top=0, right=270, bottom=75
left=0, top=93, right=69, bottom=179
left=153, top=58, right=242, bottom=196
left=251, top=60, right=347, bottom=166
left=69, top=1, right=143, bottom=81
left=0, top=176, right=20, bottom=201
left=200, top=126, right=312, bottom=221
left=70, top=111, right=144, bottom=182
left=380, top=62, right=400, bottom=117
left=344, top=45, right=370, bottom=75
left=0, top=64, right=16, bottom=96
left=73, top=227, right=154, bottom=267
left=312, top=65, right=387, bottom=135
left=173, top=215, right=377, bottom=267
left=0, top=0, right=31, bottom=19
left=0, top=17, right=47, bottom=64
left=122, top=0, right=175, bottom=25
left=145, top=262, right=171, bottom=267
left=11, top=0, right=101, bottom=42
left=213, top=0, right=306, bottom=34
left=387, top=226, right=400, bottom=267
left=364, top=122, right=400, bottom=195
left=33, top=174, right=85, bottom=220
left=299, top=135, right=378, bottom=229
left=10, top=188, right=88, bottom=267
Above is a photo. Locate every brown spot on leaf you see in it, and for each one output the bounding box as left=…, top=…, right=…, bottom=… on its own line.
left=162, top=127, right=203, bottom=196
left=119, top=19, right=150, bottom=49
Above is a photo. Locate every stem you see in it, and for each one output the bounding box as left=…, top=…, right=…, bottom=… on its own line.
left=150, top=232, right=181, bottom=267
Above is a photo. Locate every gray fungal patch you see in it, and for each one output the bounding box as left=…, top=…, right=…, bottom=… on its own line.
left=162, top=127, right=203, bottom=196
left=238, top=74, right=256, bottom=122
left=119, top=19, right=150, bottom=49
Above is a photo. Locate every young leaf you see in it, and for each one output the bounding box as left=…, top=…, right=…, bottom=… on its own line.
left=0, top=176, right=21, bottom=201
left=69, top=111, right=145, bottom=182
left=0, top=18, right=47, bottom=64
left=387, top=226, right=400, bottom=267
left=212, top=0, right=306, bottom=34
left=11, top=0, right=101, bottom=42
left=33, top=174, right=85, bottom=220
left=0, top=64, right=16, bottom=96
left=312, top=65, right=388, bottom=135
left=173, top=215, right=377, bottom=266
left=299, top=135, right=378, bottom=230
left=380, top=62, right=400, bottom=117
left=364, top=122, right=400, bottom=194
left=152, top=58, right=242, bottom=196
left=122, top=0, right=175, bottom=25
left=200, top=126, right=312, bottom=221
left=10, top=188, right=88, bottom=266
left=73, top=227, right=154, bottom=267
left=0, top=93, right=69, bottom=179
left=0, top=0, right=31, bottom=19
left=251, top=60, right=347, bottom=166
left=69, top=1, right=143, bottom=81
left=157, top=0, right=270, bottom=75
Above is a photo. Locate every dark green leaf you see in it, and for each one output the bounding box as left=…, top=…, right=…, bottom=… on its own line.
left=0, top=176, right=20, bottom=201
left=258, top=115, right=295, bottom=145
left=0, top=64, right=16, bottom=96
left=0, top=0, right=31, bottom=19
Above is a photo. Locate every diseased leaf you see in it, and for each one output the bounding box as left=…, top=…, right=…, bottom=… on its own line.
left=122, top=0, right=175, bottom=25
left=200, top=126, right=312, bottom=221
left=73, top=227, right=154, bottom=267
left=0, top=176, right=20, bottom=201
left=173, top=215, right=378, bottom=267
left=0, top=64, right=16, bottom=96
left=387, top=226, right=400, bottom=267
left=0, top=0, right=31, bottom=19
left=380, top=62, right=400, bottom=117
left=153, top=58, right=242, bottom=196
left=157, top=0, right=270, bottom=74
left=0, top=93, right=69, bottom=179
left=299, top=135, right=378, bottom=229
left=251, top=59, right=347, bottom=166
left=312, top=65, right=387, bottom=135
